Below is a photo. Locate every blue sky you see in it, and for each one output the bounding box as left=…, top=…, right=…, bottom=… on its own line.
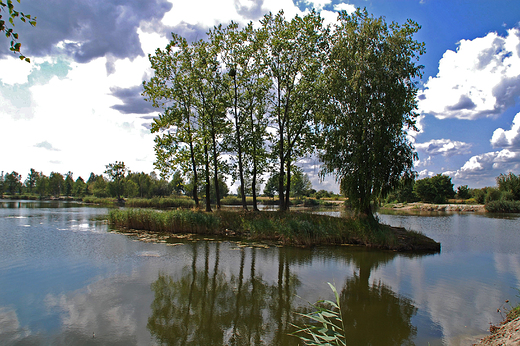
left=1, top=0, right=520, bottom=192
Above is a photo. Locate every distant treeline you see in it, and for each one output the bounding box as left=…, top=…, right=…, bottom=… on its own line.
left=0, top=162, right=338, bottom=202
left=385, top=172, right=520, bottom=212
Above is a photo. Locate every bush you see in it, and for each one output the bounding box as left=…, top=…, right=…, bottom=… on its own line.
left=485, top=200, right=520, bottom=213
left=484, top=188, right=502, bottom=204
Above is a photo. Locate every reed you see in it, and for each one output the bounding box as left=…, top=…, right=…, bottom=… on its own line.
left=485, top=200, right=520, bottom=213
left=125, top=197, right=195, bottom=209
left=108, top=209, right=440, bottom=251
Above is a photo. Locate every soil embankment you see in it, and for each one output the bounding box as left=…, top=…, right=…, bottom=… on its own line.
left=474, top=317, right=520, bottom=346
left=384, top=202, right=485, bottom=213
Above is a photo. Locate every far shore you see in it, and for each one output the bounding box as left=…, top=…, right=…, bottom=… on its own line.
left=381, top=202, right=486, bottom=213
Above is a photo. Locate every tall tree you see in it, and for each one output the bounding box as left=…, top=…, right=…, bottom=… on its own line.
left=64, top=171, right=74, bottom=197
left=192, top=38, right=231, bottom=211
left=49, top=172, right=64, bottom=197
left=145, top=34, right=202, bottom=208
left=320, top=9, right=425, bottom=219
left=4, top=171, right=21, bottom=194
left=24, top=168, right=39, bottom=193
left=261, top=10, right=326, bottom=211
left=105, top=161, right=127, bottom=200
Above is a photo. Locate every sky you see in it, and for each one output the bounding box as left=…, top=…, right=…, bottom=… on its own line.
left=2, top=0, right=520, bottom=193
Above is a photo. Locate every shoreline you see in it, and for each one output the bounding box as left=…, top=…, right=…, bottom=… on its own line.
left=381, top=202, right=486, bottom=213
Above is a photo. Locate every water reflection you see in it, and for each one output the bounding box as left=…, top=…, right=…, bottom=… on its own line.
left=147, top=243, right=421, bottom=345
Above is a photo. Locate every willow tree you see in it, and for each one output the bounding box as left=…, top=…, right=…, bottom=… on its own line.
left=262, top=10, right=326, bottom=211
left=320, top=9, right=425, bottom=219
left=143, top=34, right=201, bottom=208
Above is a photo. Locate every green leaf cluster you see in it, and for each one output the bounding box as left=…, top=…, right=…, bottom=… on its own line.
left=0, top=0, right=36, bottom=62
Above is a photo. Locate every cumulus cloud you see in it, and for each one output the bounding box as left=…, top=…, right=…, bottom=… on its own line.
left=34, top=141, right=60, bottom=151
left=418, top=28, right=520, bottom=120
left=453, top=149, right=520, bottom=182
left=491, top=112, right=520, bottom=149
left=333, top=3, right=356, bottom=13
left=110, top=85, right=156, bottom=115
left=4, top=0, right=173, bottom=64
left=414, top=155, right=433, bottom=168
left=415, top=139, right=472, bottom=157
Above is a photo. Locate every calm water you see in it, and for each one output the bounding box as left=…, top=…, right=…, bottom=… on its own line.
left=0, top=201, right=519, bottom=345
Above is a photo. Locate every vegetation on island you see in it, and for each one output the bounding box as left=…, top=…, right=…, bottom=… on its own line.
left=143, top=8, right=424, bottom=221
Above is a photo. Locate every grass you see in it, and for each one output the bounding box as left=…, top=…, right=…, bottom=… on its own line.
left=108, top=209, right=440, bottom=251
left=125, top=197, right=195, bottom=209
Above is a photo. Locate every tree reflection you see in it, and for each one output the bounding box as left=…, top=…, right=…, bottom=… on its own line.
left=338, top=250, right=418, bottom=345
left=147, top=243, right=422, bottom=346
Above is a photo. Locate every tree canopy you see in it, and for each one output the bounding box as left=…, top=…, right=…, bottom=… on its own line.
left=319, top=9, right=425, bottom=218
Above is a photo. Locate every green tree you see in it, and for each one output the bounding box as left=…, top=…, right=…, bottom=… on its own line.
left=456, top=185, right=470, bottom=200
left=92, top=175, right=108, bottom=197
left=104, top=161, right=127, bottom=200
left=145, top=34, right=202, bottom=208
left=170, top=170, right=184, bottom=195
left=24, top=168, right=39, bottom=193
left=0, top=171, right=4, bottom=195
left=413, top=174, right=454, bottom=203
left=49, top=172, right=64, bottom=197
left=0, top=0, right=36, bottom=62
left=319, top=9, right=425, bottom=218
left=124, top=179, right=139, bottom=198
left=72, top=177, right=86, bottom=197
left=290, top=167, right=313, bottom=197
left=35, top=173, right=48, bottom=197
left=496, top=172, right=520, bottom=200
left=64, top=171, right=74, bottom=197
left=4, top=171, right=21, bottom=194
left=262, top=10, right=326, bottom=211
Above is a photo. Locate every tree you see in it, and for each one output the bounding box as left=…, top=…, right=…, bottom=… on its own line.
left=64, top=171, right=74, bottom=197
left=4, top=171, right=21, bottom=194
left=456, top=185, right=470, bottom=200
left=35, top=173, right=49, bottom=197
left=72, top=177, right=86, bottom=197
left=290, top=167, right=313, bottom=197
left=49, top=172, right=64, bottom=197
left=0, top=0, right=36, bottom=62
left=105, top=161, right=127, bottom=200
left=319, top=9, right=425, bottom=218
left=24, top=168, right=39, bottom=193
left=413, top=174, right=454, bottom=203
left=496, top=172, right=520, bottom=200
left=145, top=34, right=202, bottom=208
left=170, top=170, right=184, bottom=195
left=262, top=10, right=326, bottom=211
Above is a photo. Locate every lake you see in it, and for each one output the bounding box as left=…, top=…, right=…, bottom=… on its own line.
left=0, top=201, right=519, bottom=345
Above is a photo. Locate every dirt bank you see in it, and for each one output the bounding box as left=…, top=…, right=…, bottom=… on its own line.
left=474, top=317, right=520, bottom=345
left=383, top=202, right=486, bottom=213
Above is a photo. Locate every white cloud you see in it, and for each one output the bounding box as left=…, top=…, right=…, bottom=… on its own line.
left=418, top=169, right=435, bottom=179
left=414, top=155, right=433, bottom=168
left=453, top=149, right=520, bottom=182
left=333, top=3, right=356, bottom=13
left=491, top=112, right=520, bottom=149
left=418, top=28, right=520, bottom=120
left=415, top=139, right=472, bottom=157
left=301, top=0, right=331, bottom=11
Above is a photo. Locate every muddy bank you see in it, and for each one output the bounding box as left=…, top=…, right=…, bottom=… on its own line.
left=474, top=317, right=520, bottom=346
left=383, top=202, right=485, bottom=213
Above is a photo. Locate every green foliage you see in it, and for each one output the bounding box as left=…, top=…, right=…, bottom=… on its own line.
left=485, top=200, right=520, bottom=213
left=484, top=187, right=502, bottom=204
left=4, top=171, right=21, bottom=194
left=104, top=161, right=127, bottom=199
left=125, top=197, right=195, bottom=209
left=470, top=188, right=486, bottom=204
left=0, top=0, right=36, bottom=62
left=49, top=172, right=64, bottom=197
left=497, top=172, right=520, bottom=200
left=320, top=9, right=424, bottom=217
left=413, top=174, right=455, bottom=203
left=456, top=185, right=470, bottom=199
left=291, top=283, right=346, bottom=346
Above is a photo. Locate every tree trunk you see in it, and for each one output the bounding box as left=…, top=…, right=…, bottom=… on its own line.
left=204, top=141, right=212, bottom=212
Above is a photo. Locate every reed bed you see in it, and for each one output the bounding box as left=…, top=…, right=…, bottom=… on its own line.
left=125, top=197, right=195, bottom=209
left=108, top=209, right=440, bottom=251
left=485, top=200, right=520, bottom=213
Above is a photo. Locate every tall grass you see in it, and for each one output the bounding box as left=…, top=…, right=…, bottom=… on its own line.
left=125, top=197, right=195, bottom=209
left=291, top=283, right=346, bottom=346
left=485, top=200, right=520, bottom=213
left=108, top=209, right=440, bottom=251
